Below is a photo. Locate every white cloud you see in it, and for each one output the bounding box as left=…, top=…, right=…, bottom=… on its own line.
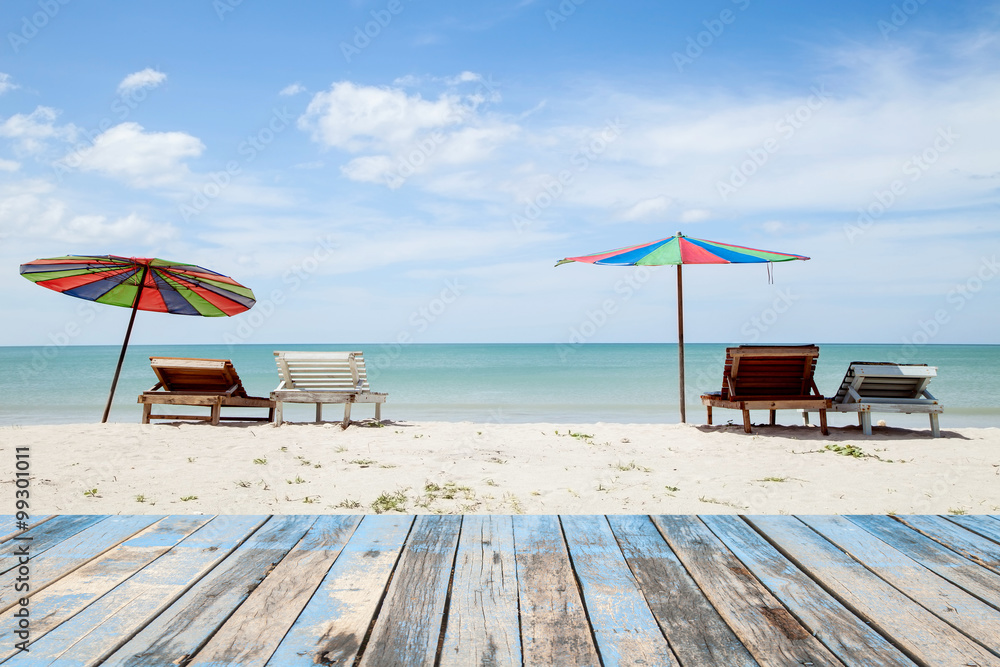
left=620, top=195, right=672, bottom=221
left=118, top=68, right=167, bottom=93
left=59, top=212, right=176, bottom=243
left=0, top=73, right=17, bottom=95
left=300, top=81, right=470, bottom=151
left=0, top=158, right=19, bottom=172
left=0, top=106, right=77, bottom=154
left=0, top=179, right=176, bottom=244
left=680, top=209, right=711, bottom=223
left=279, top=83, right=306, bottom=96
left=69, top=122, right=204, bottom=188
left=300, top=80, right=517, bottom=188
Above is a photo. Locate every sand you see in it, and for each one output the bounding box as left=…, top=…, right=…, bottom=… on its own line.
left=4, top=420, right=998, bottom=516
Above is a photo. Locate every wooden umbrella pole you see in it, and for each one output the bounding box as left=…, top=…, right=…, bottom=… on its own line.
left=677, top=263, right=686, bottom=423
left=101, top=265, right=148, bottom=423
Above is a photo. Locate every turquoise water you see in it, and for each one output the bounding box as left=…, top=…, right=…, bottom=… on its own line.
left=1, top=343, right=997, bottom=427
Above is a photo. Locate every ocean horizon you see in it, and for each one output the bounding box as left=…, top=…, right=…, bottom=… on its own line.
left=1, top=343, right=997, bottom=429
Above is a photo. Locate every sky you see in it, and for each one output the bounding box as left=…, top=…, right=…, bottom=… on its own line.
left=1, top=0, right=998, bottom=348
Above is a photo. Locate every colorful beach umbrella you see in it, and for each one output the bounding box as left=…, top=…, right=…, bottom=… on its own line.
left=19, top=255, right=256, bottom=422
left=557, top=232, right=809, bottom=422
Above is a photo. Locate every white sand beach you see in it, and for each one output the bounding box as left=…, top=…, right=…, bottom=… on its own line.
left=4, top=420, right=998, bottom=516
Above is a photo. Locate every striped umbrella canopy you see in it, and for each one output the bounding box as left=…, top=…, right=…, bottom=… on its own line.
left=556, top=233, right=809, bottom=266
left=19, top=255, right=256, bottom=422
left=557, top=232, right=810, bottom=422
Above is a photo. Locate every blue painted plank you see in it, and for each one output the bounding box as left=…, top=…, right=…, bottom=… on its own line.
left=894, top=514, right=1000, bottom=573
left=947, top=514, right=1000, bottom=545
left=748, top=515, right=1000, bottom=666
left=652, top=516, right=844, bottom=667
left=800, top=514, right=1000, bottom=653
left=513, top=515, right=600, bottom=667
left=13, top=515, right=269, bottom=667
left=702, top=515, right=916, bottom=667
left=847, top=515, right=1000, bottom=608
left=560, top=515, right=676, bottom=666
left=0, top=515, right=163, bottom=612
left=0, top=516, right=107, bottom=576
left=0, top=515, right=213, bottom=663
left=607, top=515, right=759, bottom=667
left=357, top=515, right=462, bottom=667
left=266, top=515, right=413, bottom=666
left=439, top=515, right=521, bottom=667
left=97, top=515, right=318, bottom=666
left=183, top=515, right=362, bottom=667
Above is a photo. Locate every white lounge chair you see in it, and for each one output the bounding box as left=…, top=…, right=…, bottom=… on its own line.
left=271, top=351, right=387, bottom=428
left=828, top=362, right=942, bottom=437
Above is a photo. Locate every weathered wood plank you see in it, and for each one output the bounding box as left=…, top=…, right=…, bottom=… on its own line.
left=357, top=515, right=462, bottom=667
left=701, top=515, right=917, bottom=667
left=0, top=516, right=53, bottom=544
left=748, top=515, right=1000, bottom=666
left=0, top=515, right=107, bottom=576
left=947, top=514, right=1000, bottom=544
left=799, top=515, right=1000, bottom=652
left=0, top=516, right=213, bottom=662
left=607, top=515, right=758, bottom=667
left=439, top=515, right=521, bottom=667
left=0, top=515, right=163, bottom=612
left=99, top=515, right=318, bottom=666
left=560, top=515, right=676, bottom=666
left=513, top=515, right=601, bottom=667
left=184, top=515, right=361, bottom=666
left=20, top=515, right=269, bottom=666
left=847, top=515, right=1000, bottom=608
left=894, top=514, right=1000, bottom=573
left=651, top=515, right=844, bottom=667
left=266, top=515, right=413, bottom=666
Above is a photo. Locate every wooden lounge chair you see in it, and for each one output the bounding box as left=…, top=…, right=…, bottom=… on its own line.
left=271, top=351, right=387, bottom=428
left=827, top=362, right=942, bottom=437
left=138, top=357, right=274, bottom=425
left=700, top=345, right=830, bottom=435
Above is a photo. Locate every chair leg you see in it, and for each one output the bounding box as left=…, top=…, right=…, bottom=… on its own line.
left=375, top=403, right=381, bottom=422
left=706, top=406, right=713, bottom=425
left=273, top=401, right=283, bottom=426
left=819, top=409, right=828, bottom=436
left=342, top=402, right=352, bottom=429
left=315, top=403, right=323, bottom=423
left=141, top=403, right=151, bottom=424
left=860, top=411, right=872, bottom=436
left=769, top=410, right=776, bottom=426
left=801, top=410, right=810, bottom=426
left=930, top=413, right=941, bottom=438
left=210, top=399, right=221, bottom=426
left=742, top=409, right=752, bottom=433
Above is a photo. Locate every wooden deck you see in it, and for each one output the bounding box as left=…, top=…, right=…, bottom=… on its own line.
left=2, top=514, right=1000, bottom=666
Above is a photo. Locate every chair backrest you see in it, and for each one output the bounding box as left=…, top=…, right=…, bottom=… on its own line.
left=273, top=351, right=373, bottom=392
left=150, top=357, right=247, bottom=397
left=720, top=345, right=821, bottom=400
left=833, top=362, right=936, bottom=403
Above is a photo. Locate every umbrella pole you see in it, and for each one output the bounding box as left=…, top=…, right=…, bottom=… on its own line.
left=101, top=266, right=148, bottom=423
left=677, top=263, right=686, bottom=423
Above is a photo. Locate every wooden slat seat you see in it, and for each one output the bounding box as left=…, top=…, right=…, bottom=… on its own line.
left=138, top=357, right=274, bottom=425
left=828, top=362, right=942, bottom=437
left=271, top=351, right=387, bottom=428
left=700, top=345, right=830, bottom=434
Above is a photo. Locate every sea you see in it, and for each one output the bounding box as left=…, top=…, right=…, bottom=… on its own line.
left=1, top=344, right=998, bottom=429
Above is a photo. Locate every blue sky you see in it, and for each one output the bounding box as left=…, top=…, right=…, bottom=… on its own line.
left=1, top=0, right=998, bottom=348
